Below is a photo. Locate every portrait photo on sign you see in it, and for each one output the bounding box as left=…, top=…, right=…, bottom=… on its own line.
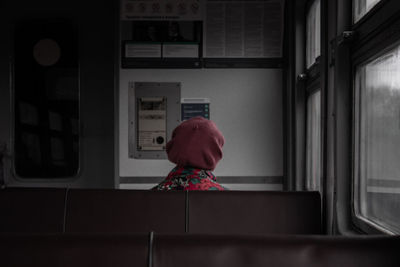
left=131, top=21, right=200, bottom=43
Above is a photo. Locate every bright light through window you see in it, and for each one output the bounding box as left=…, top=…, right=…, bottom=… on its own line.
left=306, top=90, right=321, bottom=192
left=354, top=43, right=400, bottom=234
left=354, top=0, right=382, bottom=23
left=306, top=0, right=321, bottom=68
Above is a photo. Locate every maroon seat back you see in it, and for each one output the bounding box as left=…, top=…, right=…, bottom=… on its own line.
left=0, top=233, right=149, bottom=267
left=0, top=188, right=66, bottom=233
left=153, top=234, right=400, bottom=267
left=187, top=191, right=321, bottom=234
left=65, top=189, right=186, bottom=233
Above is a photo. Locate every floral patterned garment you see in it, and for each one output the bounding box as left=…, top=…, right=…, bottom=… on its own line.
left=152, top=166, right=227, bottom=191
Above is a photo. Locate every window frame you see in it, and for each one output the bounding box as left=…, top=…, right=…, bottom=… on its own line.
left=12, top=20, right=82, bottom=181
left=352, top=41, right=400, bottom=235
left=350, top=0, right=400, bottom=234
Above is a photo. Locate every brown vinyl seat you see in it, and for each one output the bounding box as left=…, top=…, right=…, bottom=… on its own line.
left=65, top=189, right=186, bottom=233
left=0, top=188, right=67, bottom=233
left=152, top=234, right=400, bottom=267
left=0, top=232, right=398, bottom=267
left=187, top=191, right=321, bottom=234
left=0, top=233, right=149, bottom=267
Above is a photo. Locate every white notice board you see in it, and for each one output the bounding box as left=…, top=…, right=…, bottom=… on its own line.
left=120, top=0, right=285, bottom=61
left=203, top=0, right=284, bottom=58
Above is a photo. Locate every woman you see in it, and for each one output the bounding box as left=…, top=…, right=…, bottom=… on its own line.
left=153, top=117, right=227, bottom=191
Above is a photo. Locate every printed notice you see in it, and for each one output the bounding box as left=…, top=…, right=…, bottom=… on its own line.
left=163, top=43, right=199, bottom=57
left=125, top=43, right=162, bottom=58
left=204, top=0, right=284, bottom=58
left=181, top=98, right=210, bottom=120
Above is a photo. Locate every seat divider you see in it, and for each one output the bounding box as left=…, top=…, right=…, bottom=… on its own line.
left=62, top=188, right=70, bottom=233
left=148, top=231, right=155, bottom=267
left=185, top=191, right=189, bottom=233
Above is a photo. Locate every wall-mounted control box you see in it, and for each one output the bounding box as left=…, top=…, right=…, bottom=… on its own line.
left=129, top=82, right=180, bottom=159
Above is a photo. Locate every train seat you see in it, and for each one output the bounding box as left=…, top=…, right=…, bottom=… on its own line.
left=0, top=232, right=398, bottom=266
left=153, top=234, right=400, bottom=267
left=187, top=191, right=321, bottom=234
left=0, top=233, right=149, bottom=267
left=65, top=189, right=186, bottom=233
left=0, top=188, right=322, bottom=234
left=0, top=188, right=66, bottom=233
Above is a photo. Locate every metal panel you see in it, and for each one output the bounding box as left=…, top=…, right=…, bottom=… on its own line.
left=129, top=82, right=180, bottom=159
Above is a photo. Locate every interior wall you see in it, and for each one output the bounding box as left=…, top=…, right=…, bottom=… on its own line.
left=119, top=68, right=283, bottom=179
left=0, top=0, right=115, bottom=188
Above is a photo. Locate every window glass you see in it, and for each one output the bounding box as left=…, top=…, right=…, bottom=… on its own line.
left=306, top=0, right=321, bottom=68
left=14, top=21, right=80, bottom=178
left=353, top=0, right=382, bottom=23
left=354, top=43, right=400, bottom=233
left=306, top=90, right=321, bottom=192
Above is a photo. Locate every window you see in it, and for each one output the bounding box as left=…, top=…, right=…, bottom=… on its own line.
left=353, top=0, right=382, bottom=23
left=306, top=90, right=322, bottom=192
left=14, top=20, right=80, bottom=178
left=306, top=0, right=321, bottom=68
left=354, top=43, right=400, bottom=234
left=304, top=0, right=322, bottom=192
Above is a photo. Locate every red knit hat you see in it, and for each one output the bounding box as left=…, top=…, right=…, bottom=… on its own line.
left=166, top=117, right=224, bottom=170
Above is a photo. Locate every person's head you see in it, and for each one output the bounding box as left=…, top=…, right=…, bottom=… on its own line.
left=147, top=25, right=157, bottom=40
left=168, top=22, right=180, bottom=37
left=166, top=117, right=224, bottom=170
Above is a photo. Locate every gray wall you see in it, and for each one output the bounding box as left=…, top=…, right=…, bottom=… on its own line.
left=119, top=69, right=284, bottom=186
left=0, top=0, right=115, bottom=188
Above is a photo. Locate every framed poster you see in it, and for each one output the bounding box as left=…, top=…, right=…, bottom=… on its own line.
left=121, top=20, right=202, bottom=68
